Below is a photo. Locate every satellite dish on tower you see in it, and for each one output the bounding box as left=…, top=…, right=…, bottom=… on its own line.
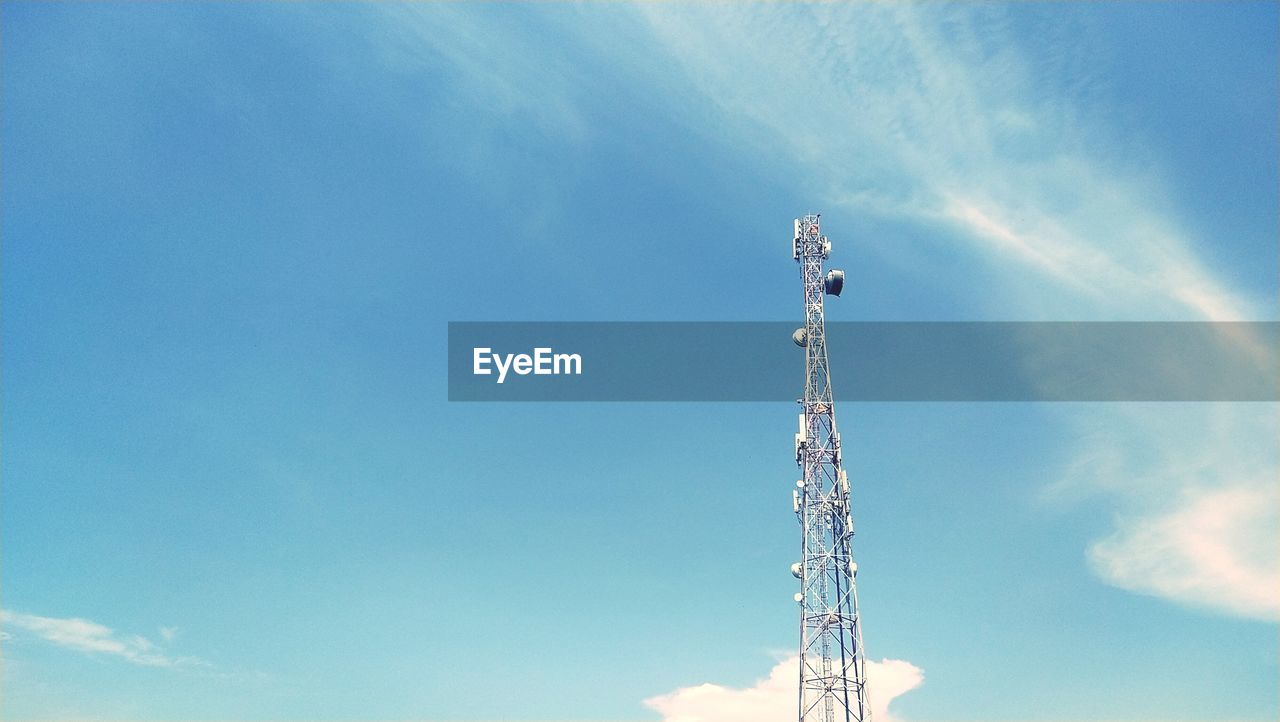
left=824, top=269, right=845, bottom=296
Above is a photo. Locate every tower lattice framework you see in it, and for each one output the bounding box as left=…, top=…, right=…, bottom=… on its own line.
left=791, top=213, right=870, bottom=722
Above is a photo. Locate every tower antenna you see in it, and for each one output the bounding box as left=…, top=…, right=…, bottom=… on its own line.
left=790, top=213, right=869, bottom=722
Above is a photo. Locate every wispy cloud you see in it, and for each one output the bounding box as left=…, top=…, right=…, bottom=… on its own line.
left=632, top=3, right=1262, bottom=322
left=1, top=610, right=204, bottom=668
left=373, top=4, right=591, bottom=151
left=645, top=656, right=923, bottom=722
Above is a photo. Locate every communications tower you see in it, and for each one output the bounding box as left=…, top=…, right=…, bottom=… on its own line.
left=790, top=214, right=870, bottom=722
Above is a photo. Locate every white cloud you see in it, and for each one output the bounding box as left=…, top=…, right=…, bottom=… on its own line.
left=645, top=656, right=923, bottom=722
left=1, top=610, right=203, bottom=668
left=1090, top=482, right=1279, bottom=621
left=1051, top=403, right=1279, bottom=622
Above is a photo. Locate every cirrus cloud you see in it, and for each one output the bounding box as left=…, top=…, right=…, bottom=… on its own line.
left=1, top=609, right=203, bottom=668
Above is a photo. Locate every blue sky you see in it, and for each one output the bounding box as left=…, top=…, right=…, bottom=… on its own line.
left=2, top=3, right=1277, bottom=721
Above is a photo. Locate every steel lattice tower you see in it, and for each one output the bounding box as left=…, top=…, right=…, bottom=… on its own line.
left=790, top=214, right=870, bottom=722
